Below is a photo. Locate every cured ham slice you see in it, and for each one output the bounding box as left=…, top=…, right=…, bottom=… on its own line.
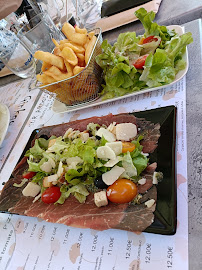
left=0, top=113, right=161, bottom=232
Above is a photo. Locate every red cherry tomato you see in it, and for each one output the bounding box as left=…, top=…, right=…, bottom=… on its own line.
left=143, top=36, right=158, bottom=44
left=107, top=179, right=137, bottom=204
left=42, top=186, right=61, bottom=204
left=133, top=54, right=149, bottom=69
left=23, top=171, right=36, bottom=179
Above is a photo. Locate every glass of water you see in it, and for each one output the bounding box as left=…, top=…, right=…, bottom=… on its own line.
left=17, top=12, right=64, bottom=54
left=0, top=28, right=36, bottom=79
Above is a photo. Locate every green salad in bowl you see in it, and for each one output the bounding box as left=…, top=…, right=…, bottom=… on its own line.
left=96, top=8, right=193, bottom=100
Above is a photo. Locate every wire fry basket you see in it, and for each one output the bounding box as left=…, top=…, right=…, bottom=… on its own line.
left=36, top=28, right=103, bottom=107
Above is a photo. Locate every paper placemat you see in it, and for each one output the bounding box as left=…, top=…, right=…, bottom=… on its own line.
left=0, top=79, right=40, bottom=171
left=0, top=77, right=188, bottom=270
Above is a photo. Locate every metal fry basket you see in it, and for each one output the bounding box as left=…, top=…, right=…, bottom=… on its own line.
left=36, top=28, right=103, bottom=107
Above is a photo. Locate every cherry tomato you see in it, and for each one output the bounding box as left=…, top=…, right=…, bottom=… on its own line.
left=42, top=186, right=61, bottom=204
left=122, top=142, right=136, bottom=153
left=107, top=179, right=137, bottom=204
left=143, top=36, right=159, bottom=44
left=23, top=171, right=36, bottom=179
left=133, top=54, right=149, bottom=69
left=138, top=37, right=145, bottom=45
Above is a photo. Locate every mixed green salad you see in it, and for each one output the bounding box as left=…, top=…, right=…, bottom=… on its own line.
left=96, top=8, right=193, bottom=100
left=18, top=121, right=161, bottom=207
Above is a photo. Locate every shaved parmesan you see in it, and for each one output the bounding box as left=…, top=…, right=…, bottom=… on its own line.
left=40, top=161, right=52, bottom=173
left=57, top=161, right=64, bottom=177
left=96, top=146, right=116, bottom=160
left=47, top=174, right=58, bottom=183
left=22, top=182, right=41, bottom=197
left=106, top=141, right=122, bottom=155
left=104, top=156, right=121, bottom=167
left=96, top=127, right=116, bottom=142
left=102, top=165, right=125, bottom=186
left=116, top=123, right=137, bottom=141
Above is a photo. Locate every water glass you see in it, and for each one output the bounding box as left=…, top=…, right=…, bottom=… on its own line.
left=17, top=12, right=64, bottom=54
left=71, top=0, right=101, bottom=29
left=27, top=0, right=64, bottom=27
left=0, top=28, right=36, bottom=79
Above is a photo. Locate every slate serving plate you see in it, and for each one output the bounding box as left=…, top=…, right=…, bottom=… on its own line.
left=0, top=106, right=177, bottom=235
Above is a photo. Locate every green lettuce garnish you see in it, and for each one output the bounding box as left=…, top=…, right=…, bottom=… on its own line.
left=56, top=183, right=89, bottom=204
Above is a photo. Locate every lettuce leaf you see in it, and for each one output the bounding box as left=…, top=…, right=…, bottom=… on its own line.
left=56, top=183, right=89, bottom=204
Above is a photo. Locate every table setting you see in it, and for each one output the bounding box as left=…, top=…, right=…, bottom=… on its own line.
left=0, top=1, right=202, bottom=269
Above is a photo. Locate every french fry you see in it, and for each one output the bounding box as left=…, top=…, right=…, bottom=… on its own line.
left=59, top=43, right=85, bottom=53
left=75, top=26, right=87, bottom=34
left=60, top=39, right=69, bottom=44
left=62, top=22, right=75, bottom=37
left=34, top=51, right=65, bottom=70
left=71, top=33, right=88, bottom=46
left=44, top=66, right=73, bottom=81
left=62, top=23, right=88, bottom=46
left=61, top=47, right=78, bottom=66
left=52, top=38, right=59, bottom=47
left=36, top=73, right=56, bottom=84
left=87, top=31, right=95, bottom=39
left=64, top=60, right=73, bottom=74
left=53, top=46, right=61, bottom=56
left=73, top=66, right=85, bottom=75
left=85, top=35, right=97, bottom=65
left=41, top=61, right=52, bottom=72
left=35, top=24, right=99, bottom=106
left=76, top=53, right=85, bottom=61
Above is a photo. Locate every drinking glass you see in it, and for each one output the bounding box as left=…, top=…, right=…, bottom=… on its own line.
left=71, top=0, right=101, bottom=29
left=27, top=0, right=64, bottom=27
left=0, top=28, right=36, bottom=79
left=17, top=12, right=64, bottom=54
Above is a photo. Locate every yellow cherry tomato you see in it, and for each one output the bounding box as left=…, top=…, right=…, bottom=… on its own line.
left=122, top=142, right=136, bottom=153
left=107, top=179, right=138, bottom=204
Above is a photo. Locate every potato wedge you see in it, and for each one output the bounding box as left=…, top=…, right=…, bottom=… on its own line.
left=75, top=26, right=87, bottom=34
left=62, top=22, right=75, bottom=38
left=62, top=23, right=88, bottom=46
left=87, top=31, right=95, bottom=39
left=59, top=42, right=85, bottom=53
left=41, top=61, right=52, bottom=72
left=69, top=33, right=88, bottom=46
left=73, top=66, right=85, bottom=75
left=85, top=35, right=97, bottom=65
left=34, top=51, right=65, bottom=70
left=61, top=47, right=78, bottom=66
left=76, top=53, right=85, bottom=61
left=64, top=59, right=73, bottom=74
left=53, top=46, right=61, bottom=56
left=60, top=39, right=69, bottom=44
left=36, top=73, right=56, bottom=84
left=44, top=66, right=73, bottom=81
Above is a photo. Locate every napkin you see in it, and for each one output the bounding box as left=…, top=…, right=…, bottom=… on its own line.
left=95, top=0, right=162, bottom=32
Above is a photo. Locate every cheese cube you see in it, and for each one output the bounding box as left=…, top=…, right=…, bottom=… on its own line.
left=138, top=178, right=146, bottom=185
left=145, top=199, right=155, bottom=208
left=94, top=191, right=108, bottom=207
